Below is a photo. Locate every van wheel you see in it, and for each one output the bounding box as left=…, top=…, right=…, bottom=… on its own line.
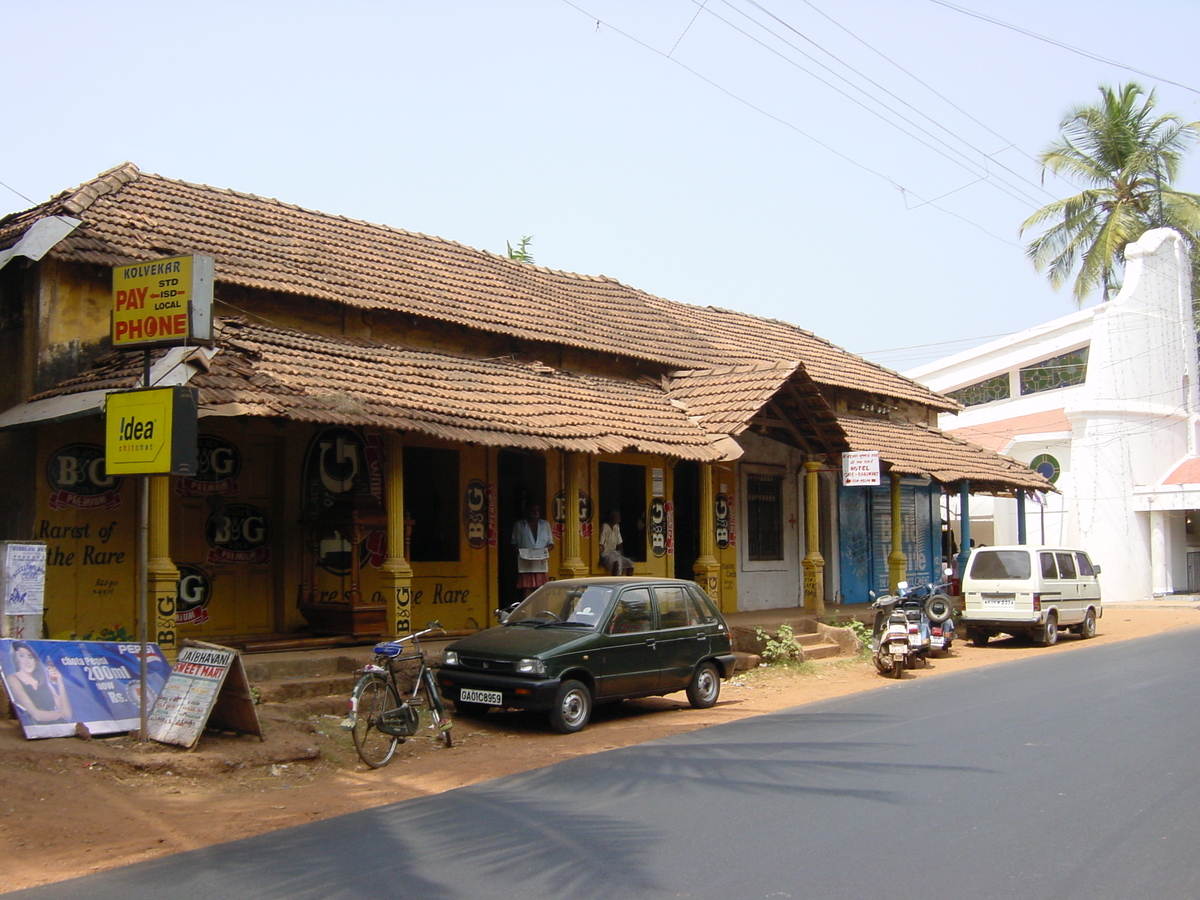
left=1037, top=614, right=1059, bottom=646
left=1078, top=609, right=1097, bottom=639
left=969, top=631, right=989, bottom=647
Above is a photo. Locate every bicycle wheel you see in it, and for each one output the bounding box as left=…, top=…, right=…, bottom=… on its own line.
left=422, top=669, right=454, bottom=748
left=350, top=673, right=402, bottom=768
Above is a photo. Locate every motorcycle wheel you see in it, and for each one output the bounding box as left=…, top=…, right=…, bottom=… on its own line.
left=891, top=657, right=905, bottom=678
left=873, top=655, right=890, bottom=675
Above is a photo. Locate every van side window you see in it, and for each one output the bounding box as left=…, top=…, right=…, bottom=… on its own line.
left=1055, top=553, right=1077, bottom=578
left=969, top=550, right=1031, bottom=579
left=1075, top=553, right=1095, bottom=576
left=1040, top=552, right=1059, bottom=578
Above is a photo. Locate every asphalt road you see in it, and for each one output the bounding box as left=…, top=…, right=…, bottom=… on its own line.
left=13, top=627, right=1200, bottom=900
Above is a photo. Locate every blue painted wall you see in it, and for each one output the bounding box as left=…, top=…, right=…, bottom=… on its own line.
left=837, top=480, right=941, bottom=604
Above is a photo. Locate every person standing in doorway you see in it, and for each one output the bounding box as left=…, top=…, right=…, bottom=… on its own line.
left=599, top=509, right=634, bottom=576
left=512, top=503, right=554, bottom=598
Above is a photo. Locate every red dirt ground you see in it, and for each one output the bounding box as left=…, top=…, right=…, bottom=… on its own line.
left=2, top=603, right=1197, bottom=893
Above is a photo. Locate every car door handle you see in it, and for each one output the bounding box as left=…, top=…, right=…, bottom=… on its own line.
left=645, top=639, right=656, bottom=649
left=696, top=633, right=707, bottom=641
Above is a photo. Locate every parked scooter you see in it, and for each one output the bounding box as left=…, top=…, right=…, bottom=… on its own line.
left=895, top=569, right=956, bottom=661
left=869, top=591, right=911, bottom=678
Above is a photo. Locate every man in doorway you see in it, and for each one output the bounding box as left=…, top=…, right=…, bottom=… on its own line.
left=599, top=509, right=634, bottom=576
left=512, top=503, right=554, bottom=598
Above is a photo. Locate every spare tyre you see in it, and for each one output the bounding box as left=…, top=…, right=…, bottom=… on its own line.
left=925, top=593, right=954, bottom=624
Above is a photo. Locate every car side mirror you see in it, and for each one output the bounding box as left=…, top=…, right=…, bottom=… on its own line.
left=1092, top=565, right=1102, bottom=575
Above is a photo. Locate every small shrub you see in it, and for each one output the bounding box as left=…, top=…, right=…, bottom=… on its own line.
left=754, top=623, right=804, bottom=665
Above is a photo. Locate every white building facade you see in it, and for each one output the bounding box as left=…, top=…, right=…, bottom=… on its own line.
left=908, top=229, right=1199, bottom=601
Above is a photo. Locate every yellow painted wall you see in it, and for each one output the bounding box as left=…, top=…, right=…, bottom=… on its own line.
left=37, top=422, right=139, bottom=640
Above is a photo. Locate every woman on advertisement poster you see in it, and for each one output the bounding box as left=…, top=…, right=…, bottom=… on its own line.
left=4, top=640, right=73, bottom=723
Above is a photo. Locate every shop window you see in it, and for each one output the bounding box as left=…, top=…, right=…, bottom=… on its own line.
left=403, top=447, right=460, bottom=562
left=1019, top=347, right=1089, bottom=395
left=947, top=372, right=1011, bottom=407
left=746, top=473, right=783, bottom=561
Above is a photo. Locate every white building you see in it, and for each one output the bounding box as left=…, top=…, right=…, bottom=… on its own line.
left=907, top=229, right=1198, bottom=601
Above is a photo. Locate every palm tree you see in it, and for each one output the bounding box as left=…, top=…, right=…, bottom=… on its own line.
left=1022, top=82, right=1200, bottom=304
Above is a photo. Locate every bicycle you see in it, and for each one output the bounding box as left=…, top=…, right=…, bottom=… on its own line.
left=343, top=623, right=454, bottom=768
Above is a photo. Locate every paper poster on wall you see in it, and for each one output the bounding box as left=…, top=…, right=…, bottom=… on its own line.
left=0, top=639, right=170, bottom=739
left=1, top=543, right=46, bottom=616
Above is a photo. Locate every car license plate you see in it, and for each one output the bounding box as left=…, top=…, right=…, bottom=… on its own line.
left=460, top=688, right=502, bottom=705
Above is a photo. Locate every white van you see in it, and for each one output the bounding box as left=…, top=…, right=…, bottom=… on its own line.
left=960, top=545, right=1102, bottom=646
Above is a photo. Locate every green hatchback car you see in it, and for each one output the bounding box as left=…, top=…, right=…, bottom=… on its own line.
left=437, top=577, right=737, bottom=733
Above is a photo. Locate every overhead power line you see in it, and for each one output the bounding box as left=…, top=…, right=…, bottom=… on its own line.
left=930, top=0, right=1200, bottom=96
left=560, top=0, right=1023, bottom=248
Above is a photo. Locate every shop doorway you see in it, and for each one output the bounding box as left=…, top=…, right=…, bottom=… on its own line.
left=598, top=462, right=647, bottom=564
left=673, top=461, right=700, bottom=580
left=498, top=450, right=547, bottom=610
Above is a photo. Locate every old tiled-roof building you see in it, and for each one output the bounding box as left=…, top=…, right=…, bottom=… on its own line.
left=0, top=163, right=1047, bottom=651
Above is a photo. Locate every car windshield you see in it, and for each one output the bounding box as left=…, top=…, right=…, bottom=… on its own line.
left=505, top=584, right=616, bottom=627
left=969, top=549, right=1031, bottom=580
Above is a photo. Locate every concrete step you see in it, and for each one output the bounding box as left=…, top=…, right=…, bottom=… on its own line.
left=795, top=639, right=843, bottom=661
left=255, top=672, right=361, bottom=704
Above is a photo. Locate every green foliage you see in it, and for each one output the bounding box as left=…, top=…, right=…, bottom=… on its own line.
left=505, top=235, right=535, bottom=263
left=754, top=623, right=804, bottom=665
left=1022, top=82, right=1200, bottom=305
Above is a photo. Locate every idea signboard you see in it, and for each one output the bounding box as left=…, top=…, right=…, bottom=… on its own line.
left=104, top=386, right=199, bottom=476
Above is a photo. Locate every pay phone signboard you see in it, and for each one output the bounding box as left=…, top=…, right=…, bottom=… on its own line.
left=112, top=254, right=213, bottom=349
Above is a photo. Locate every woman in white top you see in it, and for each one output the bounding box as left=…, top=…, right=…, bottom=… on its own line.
left=511, top=503, right=554, bottom=597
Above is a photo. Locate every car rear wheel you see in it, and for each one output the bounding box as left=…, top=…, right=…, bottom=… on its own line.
left=1079, top=609, right=1097, bottom=639
left=549, top=680, right=592, bottom=734
left=686, top=662, right=721, bottom=708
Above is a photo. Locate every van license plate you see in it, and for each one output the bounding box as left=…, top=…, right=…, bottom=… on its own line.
left=981, top=594, right=1015, bottom=607
left=460, top=689, right=502, bottom=705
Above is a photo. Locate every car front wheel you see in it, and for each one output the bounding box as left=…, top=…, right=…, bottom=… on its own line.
left=686, top=661, right=721, bottom=708
left=549, top=680, right=592, bottom=734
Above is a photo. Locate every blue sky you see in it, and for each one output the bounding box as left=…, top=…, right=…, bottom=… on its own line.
left=2, top=1, right=1197, bottom=369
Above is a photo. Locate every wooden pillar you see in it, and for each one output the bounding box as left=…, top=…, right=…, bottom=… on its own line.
left=146, top=475, right=179, bottom=660
left=801, top=460, right=825, bottom=614
left=887, top=472, right=907, bottom=593
left=559, top=452, right=589, bottom=578
left=693, top=463, right=721, bottom=600
left=382, top=432, right=414, bottom=637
